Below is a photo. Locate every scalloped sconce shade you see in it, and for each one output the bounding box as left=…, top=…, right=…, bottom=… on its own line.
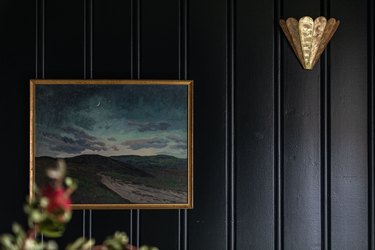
left=280, top=16, right=340, bottom=70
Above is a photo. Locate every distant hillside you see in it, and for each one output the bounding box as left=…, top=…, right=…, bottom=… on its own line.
left=35, top=154, right=153, bottom=204
left=111, top=154, right=187, bottom=169
left=68, top=154, right=152, bottom=177
left=35, top=154, right=188, bottom=204
left=109, top=154, right=188, bottom=193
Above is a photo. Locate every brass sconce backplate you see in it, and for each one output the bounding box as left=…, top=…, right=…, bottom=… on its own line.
left=280, top=16, right=340, bottom=70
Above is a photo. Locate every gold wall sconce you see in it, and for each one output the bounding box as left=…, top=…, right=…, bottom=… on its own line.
left=280, top=16, right=340, bottom=70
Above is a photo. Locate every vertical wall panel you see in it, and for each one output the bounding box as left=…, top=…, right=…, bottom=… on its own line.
left=188, top=0, right=228, bottom=249
left=140, top=0, right=179, bottom=78
left=140, top=210, right=178, bottom=250
left=91, top=0, right=132, bottom=243
left=39, top=0, right=84, bottom=243
left=0, top=0, right=35, bottom=233
left=44, top=0, right=84, bottom=78
left=274, top=0, right=283, bottom=248
left=227, top=0, right=235, bottom=248
left=93, top=0, right=132, bottom=78
left=282, top=1, right=322, bottom=249
left=320, top=2, right=332, bottom=250
left=178, top=0, right=189, bottom=248
left=330, top=0, right=369, bottom=249
left=91, top=211, right=131, bottom=243
left=320, top=0, right=332, bottom=247
left=235, top=0, right=275, bottom=249
left=368, top=0, right=375, bottom=249
left=42, top=0, right=86, bottom=245
left=139, top=0, right=179, bottom=249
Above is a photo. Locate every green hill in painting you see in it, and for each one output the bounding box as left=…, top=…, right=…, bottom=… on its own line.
left=35, top=154, right=188, bottom=205
left=111, top=154, right=187, bottom=169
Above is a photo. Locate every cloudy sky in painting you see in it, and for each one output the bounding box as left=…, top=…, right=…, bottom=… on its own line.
left=35, top=84, right=188, bottom=159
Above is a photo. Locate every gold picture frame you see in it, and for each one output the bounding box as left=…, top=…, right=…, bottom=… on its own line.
left=30, top=79, right=193, bottom=209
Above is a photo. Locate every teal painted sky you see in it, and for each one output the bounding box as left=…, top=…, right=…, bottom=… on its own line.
left=35, top=84, right=188, bottom=159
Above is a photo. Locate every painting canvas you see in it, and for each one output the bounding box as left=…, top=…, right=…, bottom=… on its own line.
left=30, top=80, right=193, bottom=209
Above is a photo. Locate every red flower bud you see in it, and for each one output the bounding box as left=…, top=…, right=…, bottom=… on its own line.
left=42, top=185, right=71, bottom=213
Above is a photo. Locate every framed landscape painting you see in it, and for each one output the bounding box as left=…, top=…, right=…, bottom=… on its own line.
left=30, top=79, right=193, bottom=209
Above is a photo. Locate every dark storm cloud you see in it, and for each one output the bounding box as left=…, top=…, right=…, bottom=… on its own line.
left=122, top=137, right=168, bottom=150
left=167, top=134, right=186, bottom=144
left=74, top=114, right=96, bottom=130
left=61, top=127, right=97, bottom=141
left=36, top=84, right=188, bottom=157
left=167, top=134, right=187, bottom=150
left=170, top=144, right=188, bottom=150
left=128, top=121, right=171, bottom=132
left=36, top=84, right=187, bottom=129
left=41, top=127, right=108, bottom=155
left=50, top=144, right=86, bottom=154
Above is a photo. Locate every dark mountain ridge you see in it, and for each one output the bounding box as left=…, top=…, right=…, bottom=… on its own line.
left=35, top=154, right=187, bottom=204
left=36, top=154, right=152, bottom=177
left=111, top=154, right=187, bottom=169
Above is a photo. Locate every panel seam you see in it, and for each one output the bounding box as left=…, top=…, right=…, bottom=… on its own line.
left=320, top=0, right=332, bottom=249
left=274, top=0, right=284, bottom=249
left=226, top=0, right=236, bottom=249
left=178, top=0, right=189, bottom=248
left=368, top=0, right=375, bottom=248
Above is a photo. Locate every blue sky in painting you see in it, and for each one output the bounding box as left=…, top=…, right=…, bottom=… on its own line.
left=35, top=84, right=188, bottom=159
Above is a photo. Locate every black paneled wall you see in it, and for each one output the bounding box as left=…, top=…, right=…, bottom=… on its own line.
left=0, top=0, right=374, bottom=249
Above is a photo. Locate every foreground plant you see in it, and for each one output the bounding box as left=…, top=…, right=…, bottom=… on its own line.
left=0, top=160, right=158, bottom=250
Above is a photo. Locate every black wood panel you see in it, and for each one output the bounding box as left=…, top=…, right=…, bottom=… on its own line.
left=188, top=0, right=228, bottom=249
left=138, top=0, right=179, bottom=249
left=140, top=211, right=179, bottom=250
left=274, top=0, right=283, bottom=248
left=89, top=211, right=131, bottom=244
left=282, top=1, right=322, bottom=249
left=0, top=0, right=35, bottom=233
left=44, top=0, right=84, bottom=78
left=320, top=1, right=331, bottom=248
left=227, top=0, right=235, bottom=248
left=330, top=0, right=369, bottom=249
left=42, top=0, right=87, bottom=245
left=369, top=0, right=375, bottom=249
left=140, top=0, right=179, bottom=79
left=90, top=0, right=132, bottom=243
left=235, top=0, right=275, bottom=248
left=93, top=0, right=132, bottom=78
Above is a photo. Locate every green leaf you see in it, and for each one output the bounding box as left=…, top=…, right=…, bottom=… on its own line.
left=65, top=177, right=77, bottom=190
left=0, top=234, right=17, bottom=250
left=139, top=246, right=159, bottom=250
left=11, top=223, right=24, bottom=235
left=103, top=231, right=129, bottom=250
left=61, top=211, right=72, bottom=223
left=24, top=238, right=43, bottom=250
left=81, top=239, right=95, bottom=250
left=104, top=239, right=122, bottom=250
left=45, top=240, right=58, bottom=250
left=31, top=210, right=47, bottom=223
left=66, top=237, right=95, bottom=250
left=39, top=218, right=66, bottom=238
left=66, top=237, right=86, bottom=250
left=40, top=197, right=49, bottom=208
